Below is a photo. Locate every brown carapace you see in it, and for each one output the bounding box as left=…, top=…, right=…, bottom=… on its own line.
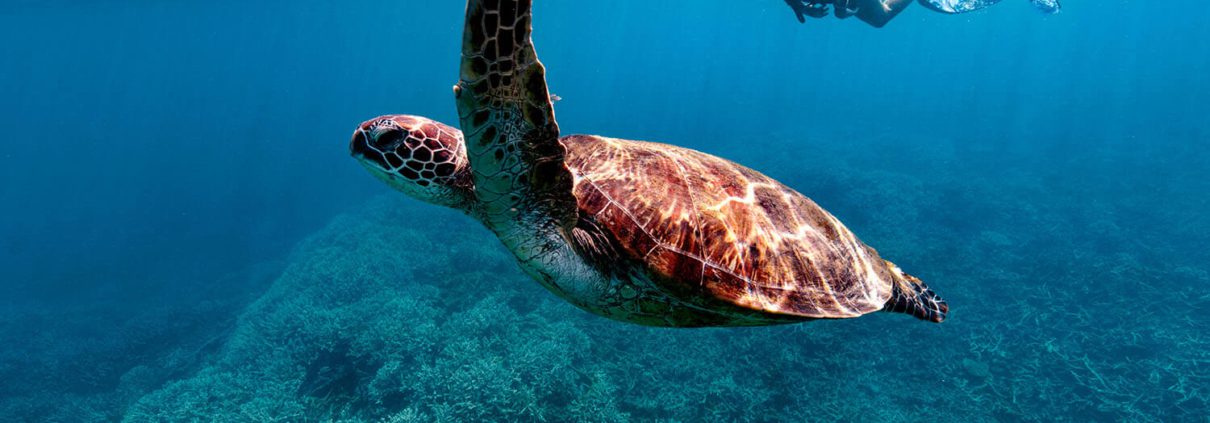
left=563, top=136, right=948, bottom=325
left=350, top=0, right=947, bottom=327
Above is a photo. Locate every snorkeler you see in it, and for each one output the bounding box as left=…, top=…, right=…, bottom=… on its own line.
left=785, top=0, right=1060, bottom=28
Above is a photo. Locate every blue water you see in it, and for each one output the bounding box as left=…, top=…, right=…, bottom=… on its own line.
left=2, top=1, right=1207, bottom=421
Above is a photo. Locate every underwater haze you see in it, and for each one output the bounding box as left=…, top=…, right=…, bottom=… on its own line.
left=2, top=0, right=1208, bottom=421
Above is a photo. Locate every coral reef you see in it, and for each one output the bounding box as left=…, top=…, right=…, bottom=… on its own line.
left=0, top=262, right=278, bottom=422
left=5, top=133, right=1206, bottom=421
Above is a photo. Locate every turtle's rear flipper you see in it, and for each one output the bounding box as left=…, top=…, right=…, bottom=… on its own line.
left=882, top=262, right=948, bottom=323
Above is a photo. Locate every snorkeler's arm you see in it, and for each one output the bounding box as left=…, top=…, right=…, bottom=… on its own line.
left=833, top=0, right=859, bottom=18
left=1029, top=0, right=1061, bottom=14
left=785, top=0, right=808, bottom=22
left=785, top=0, right=831, bottom=23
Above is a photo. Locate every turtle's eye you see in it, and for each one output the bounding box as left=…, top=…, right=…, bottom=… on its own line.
left=372, top=129, right=405, bottom=151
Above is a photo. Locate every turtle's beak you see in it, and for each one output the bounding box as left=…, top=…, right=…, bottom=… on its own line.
left=349, top=128, right=369, bottom=156
left=349, top=129, right=388, bottom=170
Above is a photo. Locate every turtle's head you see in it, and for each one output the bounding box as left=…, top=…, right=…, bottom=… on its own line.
left=350, top=115, right=474, bottom=209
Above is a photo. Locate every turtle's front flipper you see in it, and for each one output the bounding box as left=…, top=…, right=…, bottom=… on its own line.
left=455, top=0, right=577, bottom=230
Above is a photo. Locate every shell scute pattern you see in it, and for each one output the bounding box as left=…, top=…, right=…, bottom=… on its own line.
left=564, top=135, right=893, bottom=319
left=362, top=117, right=465, bottom=187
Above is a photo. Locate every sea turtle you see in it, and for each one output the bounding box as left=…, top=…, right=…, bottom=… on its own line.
left=349, top=0, right=948, bottom=326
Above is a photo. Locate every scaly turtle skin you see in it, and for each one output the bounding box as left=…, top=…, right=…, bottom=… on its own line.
left=349, top=0, right=947, bottom=327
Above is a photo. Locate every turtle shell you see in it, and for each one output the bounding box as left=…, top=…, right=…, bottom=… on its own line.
left=563, top=135, right=895, bottom=320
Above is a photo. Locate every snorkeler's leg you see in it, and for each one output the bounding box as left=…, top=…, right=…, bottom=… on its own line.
left=856, top=0, right=913, bottom=27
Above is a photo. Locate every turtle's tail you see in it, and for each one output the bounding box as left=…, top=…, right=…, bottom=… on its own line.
left=881, top=261, right=948, bottom=323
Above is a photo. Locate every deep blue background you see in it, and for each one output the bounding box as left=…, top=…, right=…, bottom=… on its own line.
left=1, top=1, right=1208, bottom=419
left=3, top=1, right=1207, bottom=304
